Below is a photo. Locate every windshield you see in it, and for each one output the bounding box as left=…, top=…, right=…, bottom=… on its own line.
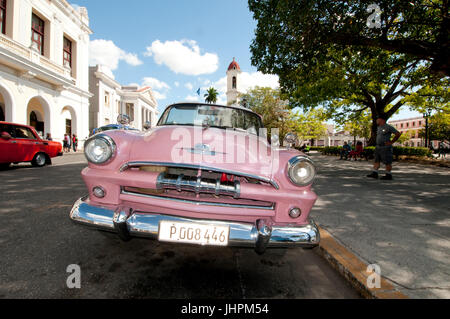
left=158, top=104, right=264, bottom=135
left=97, top=126, right=118, bottom=133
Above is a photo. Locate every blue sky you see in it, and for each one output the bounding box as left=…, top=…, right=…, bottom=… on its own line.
left=71, top=0, right=420, bottom=121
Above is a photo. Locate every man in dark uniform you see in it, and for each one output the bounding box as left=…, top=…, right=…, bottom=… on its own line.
left=367, top=115, right=402, bottom=180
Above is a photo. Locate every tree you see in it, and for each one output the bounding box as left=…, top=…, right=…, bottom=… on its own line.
left=239, top=87, right=326, bottom=143
left=239, top=87, right=293, bottom=140
left=397, top=130, right=415, bottom=146
left=342, top=110, right=372, bottom=145
left=248, top=0, right=449, bottom=145
left=291, top=108, right=327, bottom=144
left=419, top=110, right=450, bottom=143
left=204, top=87, right=219, bottom=104
left=248, top=0, right=449, bottom=77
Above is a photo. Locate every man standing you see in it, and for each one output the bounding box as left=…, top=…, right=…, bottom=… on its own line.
left=367, top=116, right=402, bottom=180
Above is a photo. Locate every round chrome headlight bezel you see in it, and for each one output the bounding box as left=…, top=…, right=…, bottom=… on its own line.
left=287, top=156, right=316, bottom=186
left=84, top=134, right=116, bottom=165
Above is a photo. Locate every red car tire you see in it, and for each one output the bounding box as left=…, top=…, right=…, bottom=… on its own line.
left=31, top=153, right=47, bottom=167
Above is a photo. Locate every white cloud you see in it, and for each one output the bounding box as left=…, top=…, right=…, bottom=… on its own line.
left=142, top=77, right=170, bottom=91
left=185, top=94, right=201, bottom=102
left=89, top=39, right=143, bottom=77
left=145, top=39, right=219, bottom=76
left=185, top=82, right=194, bottom=90
left=239, top=72, right=279, bottom=91
left=205, top=71, right=279, bottom=105
left=122, top=53, right=143, bottom=66
left=153, top=91, right=167, bottom=100
left=174, top=81, right=180, bottom=87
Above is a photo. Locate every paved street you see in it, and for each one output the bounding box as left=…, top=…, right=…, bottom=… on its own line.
left=310, top=153, right=450, bottom=298
left=0, top=154, right=359, bottom=299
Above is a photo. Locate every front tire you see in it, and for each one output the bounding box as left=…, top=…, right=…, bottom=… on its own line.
left=32, top=153, right=47, bottom=167
left=0, top=163, right=11, bottom=170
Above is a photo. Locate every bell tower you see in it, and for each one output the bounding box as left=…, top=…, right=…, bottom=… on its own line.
left=226, top=57, right=242, bottom=105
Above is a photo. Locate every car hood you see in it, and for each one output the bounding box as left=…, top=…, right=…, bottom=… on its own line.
left=128, top=126, right=274, bottom=179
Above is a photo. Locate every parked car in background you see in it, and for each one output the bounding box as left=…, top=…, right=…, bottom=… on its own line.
left=0, top=121, right=63, bottom=168
left=70, top=103, right=319, bottom=254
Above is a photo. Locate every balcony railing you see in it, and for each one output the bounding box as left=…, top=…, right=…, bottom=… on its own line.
left=0, top=33, right=69, bottom=78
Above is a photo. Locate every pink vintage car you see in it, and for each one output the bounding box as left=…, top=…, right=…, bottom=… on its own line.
left=69, top=103, right=319, bottom=254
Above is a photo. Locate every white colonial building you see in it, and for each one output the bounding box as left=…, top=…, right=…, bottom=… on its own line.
left=226, top=58, right=243, bottom=105
left=315, top=124, right=365, bottom=147
left=89, top=65, right=158, bottom=132
left=0, top=0, right=92, bottom=142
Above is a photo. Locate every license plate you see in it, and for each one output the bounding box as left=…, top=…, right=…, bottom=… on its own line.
left=158, top=221, right=229, bottom=246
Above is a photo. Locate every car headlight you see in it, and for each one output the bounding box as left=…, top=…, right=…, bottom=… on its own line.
left=287, top=156, right=316, bottom=186
left=84, top=134, right=116, bottom=165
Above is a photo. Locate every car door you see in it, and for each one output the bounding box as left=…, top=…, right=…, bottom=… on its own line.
left=0, top=123, right=21, bottom=163
left=12, top=126, right=40, bottom=162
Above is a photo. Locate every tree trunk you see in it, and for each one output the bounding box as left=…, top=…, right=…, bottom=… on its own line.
left=368, top=117, right=378, bottom=146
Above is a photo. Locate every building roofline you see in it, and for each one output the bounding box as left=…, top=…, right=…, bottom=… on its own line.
left=54, top=0, right=93, bottom=34
left=388, top=116, right=424, bottom=123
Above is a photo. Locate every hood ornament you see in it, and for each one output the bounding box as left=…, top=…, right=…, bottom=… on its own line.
left=180, top=144, right=226, bottom=156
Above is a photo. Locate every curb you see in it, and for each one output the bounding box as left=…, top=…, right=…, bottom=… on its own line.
left=316, top=225, right=409, bottom=299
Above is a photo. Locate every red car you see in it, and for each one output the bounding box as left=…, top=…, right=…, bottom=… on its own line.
left=0, top=121, right=63, bottom=168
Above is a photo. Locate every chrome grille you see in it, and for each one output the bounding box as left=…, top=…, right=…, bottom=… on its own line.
left=156, top=173, right=241, bottom=198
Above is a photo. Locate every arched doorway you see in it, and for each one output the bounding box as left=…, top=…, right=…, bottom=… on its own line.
left=0, top=82, right=14, bottom=122
left=0, top=103, right=4, bottom=121
left=29, top=111, right=44, bottom=133
left=61, top=106, right=77, bottom=137
left=27, top=96, right=51, bottom=137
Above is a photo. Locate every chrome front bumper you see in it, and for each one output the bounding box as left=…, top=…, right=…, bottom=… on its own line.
left=69, top=197, right=320, bottom=254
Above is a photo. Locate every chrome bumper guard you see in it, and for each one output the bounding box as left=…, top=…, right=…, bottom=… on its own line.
left=69, top=197, right=320, bottom=254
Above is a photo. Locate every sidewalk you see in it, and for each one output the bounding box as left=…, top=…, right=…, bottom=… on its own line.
left=61, top=150, right=84, bottom=155
left=309, top=153, right=450, bottom=298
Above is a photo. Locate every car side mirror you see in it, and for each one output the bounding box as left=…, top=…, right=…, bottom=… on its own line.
left=0, top=132, right=11, bottom=140
left=117, top=114, right=130, bottom=125
left=143, top=121, right=151, bottom=130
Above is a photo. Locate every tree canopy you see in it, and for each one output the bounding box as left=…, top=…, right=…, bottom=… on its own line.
left=420, top=109, right=450, bottom=143
left=240, top=87, right=326, bottom=143
left=248, top=0, right=449, bottom=145
left=249, top=0, right=449, bottom=77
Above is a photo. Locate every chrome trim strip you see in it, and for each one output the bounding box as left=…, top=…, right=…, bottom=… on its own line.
left=69, top=197, right=320, bottom=251
left=120, top=189, right=275, bottom=210
left=119, top=161, right=279, bottom=189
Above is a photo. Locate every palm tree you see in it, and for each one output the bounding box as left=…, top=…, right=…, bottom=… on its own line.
left=204, top=87, right=219, bottom=104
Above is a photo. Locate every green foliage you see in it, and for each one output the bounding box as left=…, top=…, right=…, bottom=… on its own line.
left=240, top=87, right=292, bottom=140
left=240, top=87, right=327, bottom=141
left=248, top=0, right=449, bottom=76
left=291, top=108, right=327, bottom=143
left=404, top=79, right=450, bottom=114
left=342, top=110, right=372, bottom=142
left=317, top=145, right=432, bottom=158
left=393, top=147, right=433, bottom=157
left=397, top=130, right=415, bottom=145
left=419, top=109, right=450, bottom=142
left=204, top=87, right=219, bottom=104
left=248, top=0, right=449, bottom=145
